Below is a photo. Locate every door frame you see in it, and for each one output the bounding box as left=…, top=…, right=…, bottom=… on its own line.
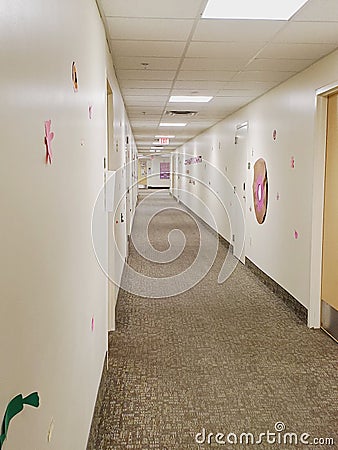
left=233, top=121, right=248, bottom=264
left=106, top=79, right=116, bottom=331
left=309, top=81, right=338, bottom=328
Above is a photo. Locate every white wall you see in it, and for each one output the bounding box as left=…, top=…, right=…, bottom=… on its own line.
left=173, top=49, right=338, bottom=319
left=147, top=156, right=171, bottom=188
left=0, top=1, right=136, bottom=448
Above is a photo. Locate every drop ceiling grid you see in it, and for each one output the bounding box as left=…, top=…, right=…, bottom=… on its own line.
left=97, top=0, right=338, bottom=154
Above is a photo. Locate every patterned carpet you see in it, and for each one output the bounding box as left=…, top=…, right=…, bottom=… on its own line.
left=88, top=190, right=337, bottom=450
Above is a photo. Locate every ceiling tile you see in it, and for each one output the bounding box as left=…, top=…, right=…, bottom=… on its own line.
left=186, top=41, right=265, bottom=59
left=122, top=88, right=171, bottom=96
left=247, top=58, right=315, bottom=72
left=232, top=71, right=296, bottom=82
left=110, top=40, right=186, bottom=58
left=211, top=96, right=254, bottom=107
left=292, top=0, right=338, bottom=22
left=177, top=70, right=237, bottom=81
left=181, top=58, right=248, bottom=71
left=173, top=80, right=226, bottom=90
left=120, top=80, right=173, bottom=89
left=124, top=96, right=168, bottom=106
left=273, top=22, right=338, bottom=44
left=258, top=42, right=338, bottom=59
left=217, top=89, right=266, bottom=97
left=131, top=122, right=160, bottom=128
left=106, top=18, right=194, bottom=41
left=99, top=0, right=203, bottom=19
left=192, top=20, right=286, bottom=42
left=116, top=70, right=176, bottom=81
left=170, top=88, right=220, bottom=96
left=114, top=56, right=181, bottom=71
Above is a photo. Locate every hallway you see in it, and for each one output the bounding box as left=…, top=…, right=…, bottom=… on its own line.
left=88, top=191, right=337, bottom=450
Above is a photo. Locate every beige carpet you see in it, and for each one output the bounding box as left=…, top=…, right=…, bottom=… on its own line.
left=88, top=190, right=337, bottom=450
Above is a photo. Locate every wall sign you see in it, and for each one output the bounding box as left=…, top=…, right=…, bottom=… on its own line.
left=184, top=155, right=202, bottom=165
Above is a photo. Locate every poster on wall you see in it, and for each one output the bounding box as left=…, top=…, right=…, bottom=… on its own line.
left=160, top=162, right=170, bottom=179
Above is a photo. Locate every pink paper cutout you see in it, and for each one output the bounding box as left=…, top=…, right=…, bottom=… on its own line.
left=255, top=174, right=264, bottom=212
left=291, top=156, right=295, bottom=169
left=91, top=316, right=95, bottom=332
left=89, top=105, right=93, bottom=119
left=294, top=230, right=299, bottom=240
left=44, top=120, right=54, bottom=165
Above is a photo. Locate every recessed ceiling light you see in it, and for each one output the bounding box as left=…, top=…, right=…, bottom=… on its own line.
left=169, top=96, right=213, bottom=103
left=160, top=123, right=187, bottom=127
left=150, top=149, right=156, bottom=152
left=155, top=135, right=176, bottom=138
left=202, top=0, right=309, bottom=20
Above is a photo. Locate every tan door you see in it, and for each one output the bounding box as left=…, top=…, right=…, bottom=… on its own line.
left=138, top=159, right=147, bottom=187
left=321, top=92, right=338, bottom=338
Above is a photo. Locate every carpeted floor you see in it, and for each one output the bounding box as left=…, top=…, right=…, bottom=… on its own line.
left=88, top=190, right=337, bottom=450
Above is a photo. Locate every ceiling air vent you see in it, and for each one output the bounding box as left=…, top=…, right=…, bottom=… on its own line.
left=165, top=110, right=198, bottom=117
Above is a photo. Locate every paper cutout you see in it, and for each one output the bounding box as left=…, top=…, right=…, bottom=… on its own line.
left=273, top=129, right=277, bottom=140
left=0, top=392, right=39, bottom=448
left=72, top=62, right=78, bottom=92
left=291, top=156, right=295, bottom=169
left=88, top=105, right=93, bottom=119
left=276, top=192, right=280, bottom=201
left=253, top=158, right=268, bottom=224
left=294, top=230, right=299, bottom=240
left=160, top=162, right=170, bottom=179
left=91, top=316, right=95, bottom=332
left=44, top=120, right=54, bottom=164
left=184, top=155, right=202, bottom=165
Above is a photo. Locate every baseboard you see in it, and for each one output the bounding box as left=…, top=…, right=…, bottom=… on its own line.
left=86, top=352, right=109, bottom=450
left=246, top=259, right=308, bottom=324
left=177, top=197, right=307, bottom=325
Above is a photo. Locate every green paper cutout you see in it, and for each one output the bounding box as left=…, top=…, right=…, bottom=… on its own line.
left=0, top=392, right=39, bottom=448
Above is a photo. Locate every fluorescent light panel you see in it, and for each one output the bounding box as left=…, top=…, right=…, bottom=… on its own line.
left=202, top=0, right=309, bottom=20
left=151, top=146, right=164, bottom=149
left=169, top=96, right=213, bottom=103
left=160, top=123, right=187, bottom=127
